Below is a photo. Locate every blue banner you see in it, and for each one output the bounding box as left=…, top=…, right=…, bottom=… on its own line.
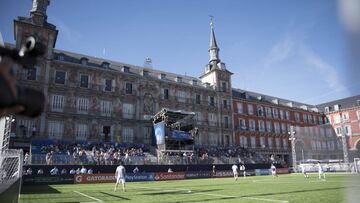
left=126, top=173, right=154, bottom=182
left=255, top=169, right=270, bottom=176
left=171, top=130, right=191, bottom=139
left=154, top=121, right=165, bottom=145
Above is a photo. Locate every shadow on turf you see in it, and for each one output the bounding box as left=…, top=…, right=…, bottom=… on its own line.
left=21, top=185, right=61, bottom=194
left=100, top=191, right=131, bottom=200
left=240, top=186, right=348, bottom=198
left=141, top=189, right=221, bottom=196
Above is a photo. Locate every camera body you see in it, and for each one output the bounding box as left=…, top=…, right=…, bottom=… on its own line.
left=0, top=36, right=46, bottom=117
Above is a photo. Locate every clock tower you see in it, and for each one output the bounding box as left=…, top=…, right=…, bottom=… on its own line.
left=200, top=18, right=234, bottom=146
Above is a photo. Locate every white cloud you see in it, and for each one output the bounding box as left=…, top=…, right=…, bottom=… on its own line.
left=53, top=19, right=83, bottom=45
left=258, top=34, right=295, bottom=80
left=264, top=35, right=295, bottom=68
left=299, top=45, right=351, bottom=102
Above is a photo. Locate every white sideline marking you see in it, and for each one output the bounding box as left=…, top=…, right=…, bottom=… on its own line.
left=74, top=191, right=103, bottom=202
left=131, top=185, right=289, bottom=203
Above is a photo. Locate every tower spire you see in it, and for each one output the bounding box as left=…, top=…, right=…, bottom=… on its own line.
left=209, top=15, right=220, bottom=64
left=30, top=0, right=50, bottom=25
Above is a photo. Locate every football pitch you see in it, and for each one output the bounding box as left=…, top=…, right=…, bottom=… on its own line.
left=20, top=174, right=360, bottom=203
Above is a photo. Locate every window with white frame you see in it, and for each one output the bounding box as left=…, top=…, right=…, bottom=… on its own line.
left=240, top=136, right=248, bottom=147
left=265, top=107, right=272, bottom=118
left=209, top=133, right=217, bottom=145
left=336, top=127, right=342, bottom=135
left=239, top=118, right=246, bottom=130
left=258, top=120, right=265, bottom=132
left=103, top=79, right=115, bottom=92
left=177, top=90, right=186, bottom=102
left=283, top=138, right=288, bottom=149
left=295, top=112, right=300, bottom=122
left=268, top=137, right=273, bottom=149
left=257, top=106, right=264, bottom=117
left=249, top=119, right=256, bottom=131
left=281, top=123, right=286, bottom=134
left=342, top=112, right=349, bottom=121
left=285, top=111, right=290, bottom=120
left=250, top=136, right=256, bottom=148
left=279, top=110, right=284, bottom=120
left=143, top=127, right=152, bottom=144
left=274, top=122, right=280, bottom=134
left=237, top=102, right=243, bottom=114
left=48, top=120, right=64, bottom=139
left=272, top=108, right=279, bottom=118
left=308, top=115, right=313, bottom=123
left=357, top=111, right=360, bottom=120
left=266, top=121, right=272, bottom=132
left=224, top=116, right=229, bottom=128
left=54, top=70, right=66, bottom=84
left=122, top=127, right=134, bottom=143
left=75, top=123, right=88, bottom=140
left=303, top=114, right=308, bottom=123
left=345, top=125, right=351, bottom=135
left=318, top=116, right=323, bottom=125
left=80, top=74, right=89, bottom=88
left=334, top=114, right=341, bottom=124
left=51, top=94, right=65, bottom=112
left=77, top=97, right=89, bottom=114
left=123, top=103, right=134, bottom=119
left=208, top=113, right=217, bottom=126
left=275, top=138, right=280, bottom=149
left=248, top=104, right=254, bottom=115
left=17, top=119, right=34, bottom=138
left=195, top=112, right=203, bottom=122
left=100, top=100, right=113, bottom=117
left=260, top=137, right=266, bottom=148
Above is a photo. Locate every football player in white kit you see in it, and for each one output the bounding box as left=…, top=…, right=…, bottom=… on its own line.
left=317, top=162, right=326, bottom=180
left=271, top=164, right=278, bottom=177
left=114, top=162, right=126, bottom=192
left=300, top=163, right=309, bottom=178
left=232, top=164, right=239, bottom=181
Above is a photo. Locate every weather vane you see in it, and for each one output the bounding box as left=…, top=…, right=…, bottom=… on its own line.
left=209, top=15, right=214, bottom=28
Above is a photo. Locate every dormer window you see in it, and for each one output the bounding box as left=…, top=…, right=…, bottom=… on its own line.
left=324, top=106, right=330, bottom=113
left=159, top=73, right=166, bottom=79
left=123, top=66, right=130, bottom=73
left=176, top=76, right=182, bottom=83
left=334, top=104, right=340, bottom=111
left=58, top=55, right=65, bottom=61
left=192, top=80, right=197, bottom=85
left=101, top=62, right=110, bottom=68
left=80, top=58, right=88, bottom=65
left=142, top=70, right=149, bottom=76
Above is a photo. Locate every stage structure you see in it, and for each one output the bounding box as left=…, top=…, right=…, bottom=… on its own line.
left=152, top=108, right=198, bottom=155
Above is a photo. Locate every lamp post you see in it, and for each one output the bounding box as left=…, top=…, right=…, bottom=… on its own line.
left=338, top=113, right=349, bottom=165
left=288, top=125, right=297, bottom=172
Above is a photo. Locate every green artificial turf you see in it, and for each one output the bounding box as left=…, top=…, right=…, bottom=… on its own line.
left=20, top=173, right=360, bottom=203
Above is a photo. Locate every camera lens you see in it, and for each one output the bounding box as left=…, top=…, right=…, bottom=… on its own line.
left=16, top=86, right=45, bottom=117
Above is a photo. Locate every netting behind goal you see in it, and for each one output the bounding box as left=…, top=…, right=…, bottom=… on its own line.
left=0, top=116, right=23, bottom=202
left=292, top=124, right=344, bottom=171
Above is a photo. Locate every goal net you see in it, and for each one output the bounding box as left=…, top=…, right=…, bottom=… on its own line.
left=0, top=116, right=23, bottom=202
left=291, top=124, right=345, bottom=172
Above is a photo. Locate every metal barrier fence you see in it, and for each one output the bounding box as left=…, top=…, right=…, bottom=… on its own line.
left=30, top=153, right=271, bottom=165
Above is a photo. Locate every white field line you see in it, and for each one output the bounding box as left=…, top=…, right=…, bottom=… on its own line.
left=130, top=185, right=289, bottom=203
left=74, top=190, right=103, bottom=202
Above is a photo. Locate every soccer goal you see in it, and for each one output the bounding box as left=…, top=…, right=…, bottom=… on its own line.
left=0, top=116, right=24, bottom=202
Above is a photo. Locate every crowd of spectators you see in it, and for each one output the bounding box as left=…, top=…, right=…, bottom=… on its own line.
left=29, top=140, right=286, bottom=165
left=31, top=140, right=148, bottom=165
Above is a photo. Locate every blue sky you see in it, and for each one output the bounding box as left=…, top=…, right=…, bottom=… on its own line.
left=1, top=0, right=358, bottom=105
